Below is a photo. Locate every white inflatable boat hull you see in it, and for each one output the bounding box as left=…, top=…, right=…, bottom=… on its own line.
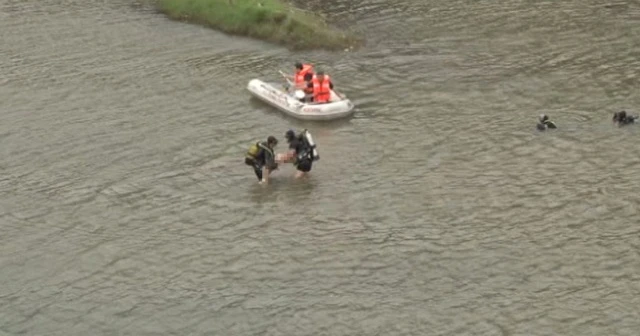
left=247, top=79, right=355, bottom=121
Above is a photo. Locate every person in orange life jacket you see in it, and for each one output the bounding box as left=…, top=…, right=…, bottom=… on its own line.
left=291, top=62, right=314, bottom=89
left=306, top=71, right=334, bottom=103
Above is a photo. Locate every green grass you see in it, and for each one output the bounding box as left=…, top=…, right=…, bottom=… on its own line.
left=156, top=0, right=363, bottom=50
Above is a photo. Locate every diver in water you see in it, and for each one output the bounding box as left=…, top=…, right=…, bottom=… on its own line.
left=278, top=129, right=318, bottom=179
left=244, top=136, right=279, bottom=184
left=536, top=114, right=557, bottom=131
left=612, top=110, right=637, bottom=126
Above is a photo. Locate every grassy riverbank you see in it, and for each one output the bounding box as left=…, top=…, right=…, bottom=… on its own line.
left=156, top=0, right=362, bottom=50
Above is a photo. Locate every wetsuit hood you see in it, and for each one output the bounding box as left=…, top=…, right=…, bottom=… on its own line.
left=285, top=129, right=295, bottom=141
left=539, top=114, right=548, bottom=123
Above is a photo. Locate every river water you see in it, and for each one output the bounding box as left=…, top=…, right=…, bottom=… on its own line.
left=1, top=0, right=639, bottom=335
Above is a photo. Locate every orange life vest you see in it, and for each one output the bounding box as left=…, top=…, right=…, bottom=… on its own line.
left=312, top=75, right=331, bottom=103
left=294, top=64, right=313, bottom=87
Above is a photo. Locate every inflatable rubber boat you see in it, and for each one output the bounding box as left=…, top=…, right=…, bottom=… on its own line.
left=247, top=76, right=355, bottom=121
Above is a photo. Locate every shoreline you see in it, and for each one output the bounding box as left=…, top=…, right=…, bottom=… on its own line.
left=155, top=0, right=363, bottom=51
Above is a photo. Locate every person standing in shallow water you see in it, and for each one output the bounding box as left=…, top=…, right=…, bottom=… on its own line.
left=277, top=129, right=314, bottom=179
left=244, top=136, right=279, bottom=184
left=536, top=114, right=557, bottom=131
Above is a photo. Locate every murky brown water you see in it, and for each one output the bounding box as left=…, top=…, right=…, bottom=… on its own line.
left=1, top=0, right=640, bottom=335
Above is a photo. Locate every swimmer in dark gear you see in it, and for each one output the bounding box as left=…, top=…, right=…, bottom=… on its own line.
left=612, top=110, right=637, bottom=126
left=279, top=129, right=313, bottom=178
left=245, top=136, right=279, bottom=184
left=536, top=114, right=557, bottom=131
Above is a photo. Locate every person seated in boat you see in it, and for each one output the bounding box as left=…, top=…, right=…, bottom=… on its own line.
left=536, top=114, right=557, bottom=131
left=292, top=72, right=314, bottom=103
left=245, top=136, right=279, bottom=184
left=301, top=74, right=315, bottom=101
left=306, top=71, right=334, bottom=104
left=612, top=110, right=637, bottom=126
left=288, top=62, right=314, bottom=89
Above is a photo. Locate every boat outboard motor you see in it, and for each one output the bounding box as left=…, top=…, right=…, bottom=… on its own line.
left=301, top=129, right=320, bottom=161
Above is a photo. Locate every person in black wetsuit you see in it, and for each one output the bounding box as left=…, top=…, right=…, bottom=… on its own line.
left=536, top=114, right=557, bottom=131
left=613, top=110, right=637, bottom=126
left=281, top=129, right=313, bottom=179
left=244, top=136, right=278, bottom=184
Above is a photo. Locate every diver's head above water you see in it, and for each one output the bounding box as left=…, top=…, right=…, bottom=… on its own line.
left=537, top=114, right=556, bottom=131
left=539, top=114, right=549, bottom=123
left=613, top=110, right=627, bottom=122
left=613, top=110, right=637, bottom=126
